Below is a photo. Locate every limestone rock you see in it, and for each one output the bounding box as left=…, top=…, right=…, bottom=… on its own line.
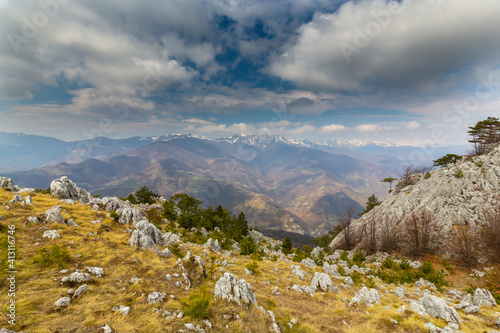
left=204, top=238, right=222, bottom=253
left=54, top=297, right=71, bottom=308
left=290, top=265, right=308, bottom=280
left=348, top=287, right=380, bottom=307
left=111, top=305, right=131, bottom=316
left=310, top=272, right=334, bottom=292
left=27, top=216, right=40, bottom=224
left=311, top=247, right=323, bottom=258
left=410, top=295, right=462, bottom=324
left=73, top=284, right=88, bottom=298
left=394, top=287, right=405, bottom=298
left=86, top=267, right=104, bottom=277
left=163, top=232, right=181, bottom=246
left=44, top=206, right=65, bottom=224
left=472, top=288, right=497, bottom=307
left=116, top=207, right=144, bottom=226
left=43, top=230, right=61, bottom=239
left=68, top=272, right=92, bottom=284
left=25, top=196, right=34, bottom=206
left=0, top=177, right=14, bottom=191
left=249, top=230, right=264, bottom=244
left=147, top=292, right=165, bottom=304
left=135, top=220, right=163, bottom=245
left=301, top=258, right=316, bottom=269
left=214, top=273, right=257, bottom=306
left=50, top=177, right=93, bottom=204
left=323, top=262, right=341, bottom=277
left=129, top=230, right=158, bottom=251
left=9, top=194, right=24, bottom=204
left=100, top=197, right=124, bottom=212
left=101, top=324, right=113, bottom=333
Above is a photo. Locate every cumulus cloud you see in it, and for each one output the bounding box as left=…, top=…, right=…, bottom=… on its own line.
left=319, top=124, right=347, bottom=133
left=270, top=0, right=500, bottom=93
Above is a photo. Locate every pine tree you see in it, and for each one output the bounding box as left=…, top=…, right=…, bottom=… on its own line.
left=433, top=154, right=462, bottom=168
left=282, top=236, right=293, bottom=255
left=468, top=117, right=500, bottom=155
left=359, top=194, right=381, bottom=216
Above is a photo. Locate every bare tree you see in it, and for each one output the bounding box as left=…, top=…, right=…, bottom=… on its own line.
left=483, top=208, right=500, bottom=264
left=399, top=209, right=441, bottom=257
left=379, top=215, right=399, bottom=253
left=362, top=209, right=378, bottom=254
left=338, top=205, right=358, bottom=250
left=395, top=164, right=418, bottom=193
left=449, top=224, right=481, bottom=268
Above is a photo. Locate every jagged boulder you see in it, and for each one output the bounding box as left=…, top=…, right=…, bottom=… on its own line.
left=301, top=258, right=316, bottom=269
left=116, top=207, right=143, bottom=226
left=472, top=288, right=497, bottom=307
left=410, top=295, right=462, bottom=324
left=100, top=197, right=125, bottom=211
left=290, top=265, right=308, bottom=280
left=111, top=305, right=131, bottom=316
left=348, top=287, right=380, bottom=307
left=50, top=177, right=93, bottom=204
left=394, top=287, right=405, bottom=298
left=73, top=284, right=88, bottom=298
left=310, top=272, right=334, bottom=292
left=204, top=238, right=222, bottom=253
left=86, top=267, right=104, bottom=277
left=43, top=230, right=61, bottom=239
left=9, top=194, right=24, bottom=204
left=214, top=273, right=257, bottom=306
left=163, top=232, right=181, bottom=246
left=45, top=206, right=66, bottom=224
left=323, top=262, right=341, bottom=277
left=249, top=230, right=264, bottom=244
left=135, top=220, right=163, bottom=245
left=0, top=177, right=14, bottom=191
left=147, top=292, right=165, bottom=304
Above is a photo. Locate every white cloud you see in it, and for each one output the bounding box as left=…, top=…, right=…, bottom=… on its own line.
left=405, top=121, right=420, bottom=130
left=270, top=0, right=500, bottom=94
left=319, top=124, right=347, bottom=133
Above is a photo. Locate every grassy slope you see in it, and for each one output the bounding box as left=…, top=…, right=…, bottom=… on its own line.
left=0, top=188, right=499, bottom=332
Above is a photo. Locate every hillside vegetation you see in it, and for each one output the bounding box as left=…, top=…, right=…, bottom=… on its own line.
left=0, top=181, right=499, bottom=332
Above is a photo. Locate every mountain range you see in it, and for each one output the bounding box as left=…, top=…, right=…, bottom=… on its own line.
left=1, top=132, right=467, bottom=236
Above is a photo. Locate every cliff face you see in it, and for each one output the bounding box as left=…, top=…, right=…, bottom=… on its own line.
left=330, top=146, right=500, bottom=251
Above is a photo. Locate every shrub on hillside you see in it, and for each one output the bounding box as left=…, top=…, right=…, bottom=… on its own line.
left=483, top=209, right=500, bottom=264
left=399, top=210, right=441, bottom=256
left=31, top=244, right=71, bottom=268
left=181, top=286, right=211, bottom=319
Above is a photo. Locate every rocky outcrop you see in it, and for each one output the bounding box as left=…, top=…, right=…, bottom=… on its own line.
left=54, top=297, right=71, bottom=308
left=472, top=288, right=497, bottom=307
left=214, top=273, right=257, bottom=306
left=43, top=230, right=61, bottom=239
left=410, top=295, right=462, bottom=324
left=111, top=305, right=131, bottom=316
left=44, top=206, right=65, bottom=224
left=50, top=177, right=94, bottom=204
left=0, top=177, right=14, bottom=191
left=73, top=284, right=88, bottom=298
left=135, top=220, right=163, bottom=246
left=310, top=272, right=334, bottom=292
left=116, top=207, right=143, bottom=226
left=147, top=292, right=165, bottom=304
left=348, top=287, right=380, bottom=307
left=323, top=262, right=341, bottom=277
left=163, top=232, right=181, bottom=246
left=330, top=146, right=500, bottom=252
left=204, top=238, right=222, bottom=253
left=100, top=197, right=125, bottom=212
left=290, top=265, right=308, bottom=280
left=86, top=267, right=104, bottom=277
left=300, top=258, right=316, bottom=269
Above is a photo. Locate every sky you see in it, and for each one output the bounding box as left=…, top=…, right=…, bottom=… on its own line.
left=1, top=0, right=500, bottom=146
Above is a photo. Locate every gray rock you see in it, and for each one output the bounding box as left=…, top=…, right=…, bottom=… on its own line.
left=129, top=278, right=141, bottom=284
left=9, top=194, right=24, bottom=204
left=147, top=292, right=165, bottom=304
left=135, top=220, right=163, bottom=245
left=311, top=246, right=323, bottom=258
left=50, top=177, right=93, bottom=204
left=348, top=287, right=380, bottom=307
left=163, top=231, right=181, bottom=246
left=68, top=272, right=92, bottom=284
left=310, top=272, right=334, bottom=292
left=290, top=265, right=308, bottom=280
left=44, top=206, right=65, bottom=224
left=54, top=297, right=71, bottom=308
left=111, top=305, right=130, bottom=316
left=66, top=218, right=79, bottom=227
left=0, top=177, right=14, bottom=191
left=204, top=238, right=222, bottom=253
left=73, top=284, right=88, bottom=298
left=214, top=272, right=257, bottom=306
left=101, top=324, right=113, bottom=333
left=411, top=295, right=462, bottom=324
left=472, top=288, right=497, bottom=307
left=300, top=258, right=316, bottom=269
left=323, top=262, right=341, bottom=277
left=116, top=207, right=143, bottom=226
left=27, top=216, right=40, bottom=224
left=101, top=197, right=124, bottom=211
left=25, top=196, right=34, bottom=206
left=1, top=328, right=20, bottom=333
left=129, top=230, right=158, bottom=251
left=394, top=287, right=405, bottom=298
left=424, top=322, right=442, bottom=333
left=43, top=230, right=61, bottom=239
left=86, top=266, right=104, bottom=277
left=249, top=230, right=264, bottom=244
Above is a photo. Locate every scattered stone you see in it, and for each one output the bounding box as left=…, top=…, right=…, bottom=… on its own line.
left=214, top=273, right=257, bottom=306
left=9, top=194, right=24, bottom=204
left=50, top=177, right=94, bottom=204
left=472, top=288, right=497, bottom=307
left=43, top=230, right=61, bottom=240
left=300, top=258, right=316, bottom=269
left=54, top=297, right=71, bottom=308
left=86, top=266, right=104, bottom=277
left=323, top=262, right=341, bottom=277
left=100, top=324, right=113, bottom=333
left=135, top=220, right=163, bottom=245
left=204, top=238, right=222, bottom=253
left=129, top=278, right=141, bottom=284
left=0, top=177, right=15, bottom=191
left=73, top=284, right=88, bottom=298
left=68, top=272, right=92, bottom=284
left=394, top=287, right=405, bottom=298
left=310, top=272, right=334, bottom=292
left=410, top=295, right=462, bottom=324
left=163, top=232, right=181, bottom=246
left=290, top=265, right=308, bottom=280
left=116, top=207, right=144, bottom=226
left=44, top=206, right=65, bottom=224
left=147, top=292, right=165, bottom=304
left=348, top=287, right=380, bottom=307
left=111, top=305, right=131, bottom=316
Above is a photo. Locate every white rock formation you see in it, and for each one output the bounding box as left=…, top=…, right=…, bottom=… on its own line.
left=323, top=262, right=342, bottom=277
left=147, top=292, right=165, bottom=304
left=135, top=220, right=163, bottom=245
left=310, top=272, right=334, bottom=292
left=73, top=284, right=88, bottom=298
left=472, top=288, right=497, bottom=307
left=163, top=232, right=181, bottom=246
left=214, top=273, right=257, bottom=306
left=410, top=295, right=462, bottom=324
left=0, top=177, right=14, bottom=191
left=44, top=206, right=65, bottom=224
left=86, top=267, right=104, bottom=277
left=50, top=177, right=94, bottom=204
left=330, top=146, right=500, bottom=251
left=204, top=238, right=222, bottom=253
left=348, top=287, right=380, bottom=307
left=116, top=207, right=144, bottom=226
left=43, top=230, right=61, bottom=240
left=54, top=297, right=71, bottom=308
left=111, top=305, right=131, bottom=316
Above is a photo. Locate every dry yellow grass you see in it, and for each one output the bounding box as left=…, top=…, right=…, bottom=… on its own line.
left=0, top=188, right=499, bottom=332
